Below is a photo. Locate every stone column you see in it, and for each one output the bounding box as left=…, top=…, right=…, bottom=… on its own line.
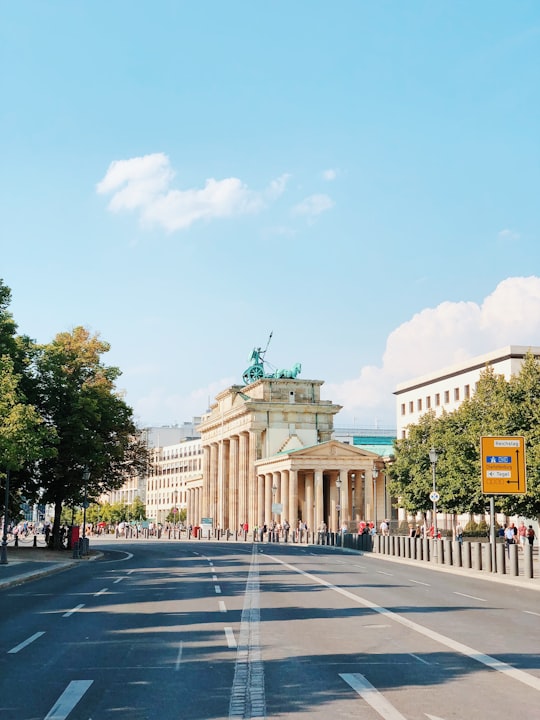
left=314, top=470, right=324, bottom=530
left=339, top=470, right=349, bottom=528
left=248, top=431, right=258, bottom=528
left=281, top=470, right=289, bottom=523
left=229, top=435, right=239, bottom=533
left=202, top=445, right=211, bottom=518
left=210, top=443, right=218, bottom=522
left=305, top=472, right=314, bottom=530
left=257, top=473, right=265, bottom=527
left=264, top=473, right=273, bottom=525
left=289, top=469, right=298, bottom=526
left=272, top=471, right=280, bottom=524
left=218, top=439, right=230, bottom=531
left=330, top=471, right=339, bottom=531
left=238, top=432, right=248, bottom=529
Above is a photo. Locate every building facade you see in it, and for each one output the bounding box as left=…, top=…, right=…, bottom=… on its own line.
left=394, top=345, right=540, bottom=438
left=197, top=377, right=392, bottom=531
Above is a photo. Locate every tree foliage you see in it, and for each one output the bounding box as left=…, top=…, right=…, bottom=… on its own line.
left=389, top=355, right=540, bottom=521
left=29, top=326, right=148, bottom=545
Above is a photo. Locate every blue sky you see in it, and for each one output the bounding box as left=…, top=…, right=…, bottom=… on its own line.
left=2, top=2, right=540, bottom=430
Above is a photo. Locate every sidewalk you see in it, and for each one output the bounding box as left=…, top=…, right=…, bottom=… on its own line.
left=0, top=545, right=85, bottom=590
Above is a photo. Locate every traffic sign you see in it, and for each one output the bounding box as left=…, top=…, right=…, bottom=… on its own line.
left=480, top=436, right=526, bottom=494
left=429, top=491, right=440, bottom=502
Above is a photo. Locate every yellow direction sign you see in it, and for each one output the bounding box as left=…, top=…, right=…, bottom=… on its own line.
left=480, top=436, right=526, bottom=495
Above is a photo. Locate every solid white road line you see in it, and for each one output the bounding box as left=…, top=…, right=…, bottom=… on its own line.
left=340, top=673, right=407, bottom=719
left=213, top=575, right=218, bottom=581
left=219, top=600, right=227, bottom=613
left=269, top=553, right=540, bottom=693
left=225, top=627, right=237, bottom=648
left=409, top=579, right=430, bottom=586
left=94, top=588, right=108, bottom=596
left=523, top=610, right=540, bottom=617
left=44, top=680, right=93, bottom=720
left=453, top=591, right=486, bottom=602
left=229, top=544, right=266, bottom=719
left=8, top=631, right=45, bottom=654
left=215, top=585, right=222, bottom=594
left=62, top=603, right=85, bottom=618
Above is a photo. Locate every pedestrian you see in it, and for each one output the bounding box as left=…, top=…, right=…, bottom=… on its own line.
left=504, top=523, right=515, bottom=556
left=517, top=521, right=527, bottom=550
left=455, top=522, right=463, bottom=544
left=527, top=525, right=536, bottom=545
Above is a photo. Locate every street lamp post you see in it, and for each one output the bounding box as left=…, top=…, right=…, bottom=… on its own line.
left=429, top=447, right=439, bottom=556
left=272, top=484, right=277, bottom=542
left=372, top=466, right=379, bottom=528
left=351, top=473, right=356, bottom=530
left=82, top=467, right=90, bottom=556
left=336, top=476, right=342, bottom=546
left=0, top=469, right=11, bottom=565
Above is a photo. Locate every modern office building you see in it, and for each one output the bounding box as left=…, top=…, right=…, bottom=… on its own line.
left=394, top=345, right=540, bottom=438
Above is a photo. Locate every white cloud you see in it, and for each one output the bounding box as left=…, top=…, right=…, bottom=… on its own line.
left=498, top=228, right=520, bottom=241
left=322, top=169, right=337, bottom=181
left=324, top=276, right=540, bottom=427
left=97, top=153, right=289, bottom=231
left=292, top=193, right=334, bottom=217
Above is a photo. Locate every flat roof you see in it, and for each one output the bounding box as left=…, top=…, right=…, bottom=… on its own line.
left=394, top=345, right=540, bottom=396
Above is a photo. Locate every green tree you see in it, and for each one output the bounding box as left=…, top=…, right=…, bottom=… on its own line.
left=31, top=326, right=148, bottom=548
left=502, top=352, right=540, bottom=520
left=0, top=355, right=54, bottom=542
left=389, top=365, right=516, bottom=519
left=129, top=496, right=146, bottom=521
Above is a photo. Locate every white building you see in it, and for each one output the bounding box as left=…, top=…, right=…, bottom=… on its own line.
left=145, top=436, right=203, bottom=525
left=394, top=345, right=540, bottom=438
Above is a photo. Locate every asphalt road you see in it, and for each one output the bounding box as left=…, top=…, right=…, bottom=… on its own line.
left=0, top=539, right=539, bottom=720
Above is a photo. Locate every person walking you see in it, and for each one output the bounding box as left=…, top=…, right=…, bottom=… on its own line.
left=504, top=523, right=516, bottom=556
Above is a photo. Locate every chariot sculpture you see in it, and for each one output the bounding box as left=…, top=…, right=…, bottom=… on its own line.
left=242, top=332, right=302, bottom=385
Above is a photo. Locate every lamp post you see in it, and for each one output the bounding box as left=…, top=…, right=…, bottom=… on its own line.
left=0, top=469, right=11, bottom=565
left=372, top=466, right=379, bottom=528
left=351, top=473, right=356, bottom=530
left=336, top=476, right=342, bottom=545
left=82, top=467, right=90, bottom=556
left=429, top=447, right=439, bottom=554
left=272, top=483, right=277, bottom=542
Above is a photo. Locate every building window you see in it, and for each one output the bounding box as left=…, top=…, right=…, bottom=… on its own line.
left=401, top=403, right=406, bottom=415
left=454, top=388, right=460, bottom=401
left=426, top=396, right=431, bottom=409
left=409, top=401, right=414, bottom=413
left=444, top=390, right=450, bottom=404
left=435, top=393, right=440, bottom=406
left=464, top=384, right=470, bottom=399
left=417, top=399, right=422, bottom=411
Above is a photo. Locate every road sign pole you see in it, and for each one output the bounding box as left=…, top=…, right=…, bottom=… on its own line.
left=490, top=496, right=496, bottom=573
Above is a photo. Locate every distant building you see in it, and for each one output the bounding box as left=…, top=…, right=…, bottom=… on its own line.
left=394, top=345, right=540, bottom=438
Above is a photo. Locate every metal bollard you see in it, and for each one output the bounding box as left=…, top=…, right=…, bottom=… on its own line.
left=462, top=542, right=472, bottom=569
left=496, top=542, right=506, bottom=574
left=471, top=542, right=482, bottom=570
left=452, top=541, right=462, bottom=567
left=423, top=537, right=430, bottom=562
left=508, top=543, right=519, bottom=576
left=523, top=543, right=534, bottom=578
